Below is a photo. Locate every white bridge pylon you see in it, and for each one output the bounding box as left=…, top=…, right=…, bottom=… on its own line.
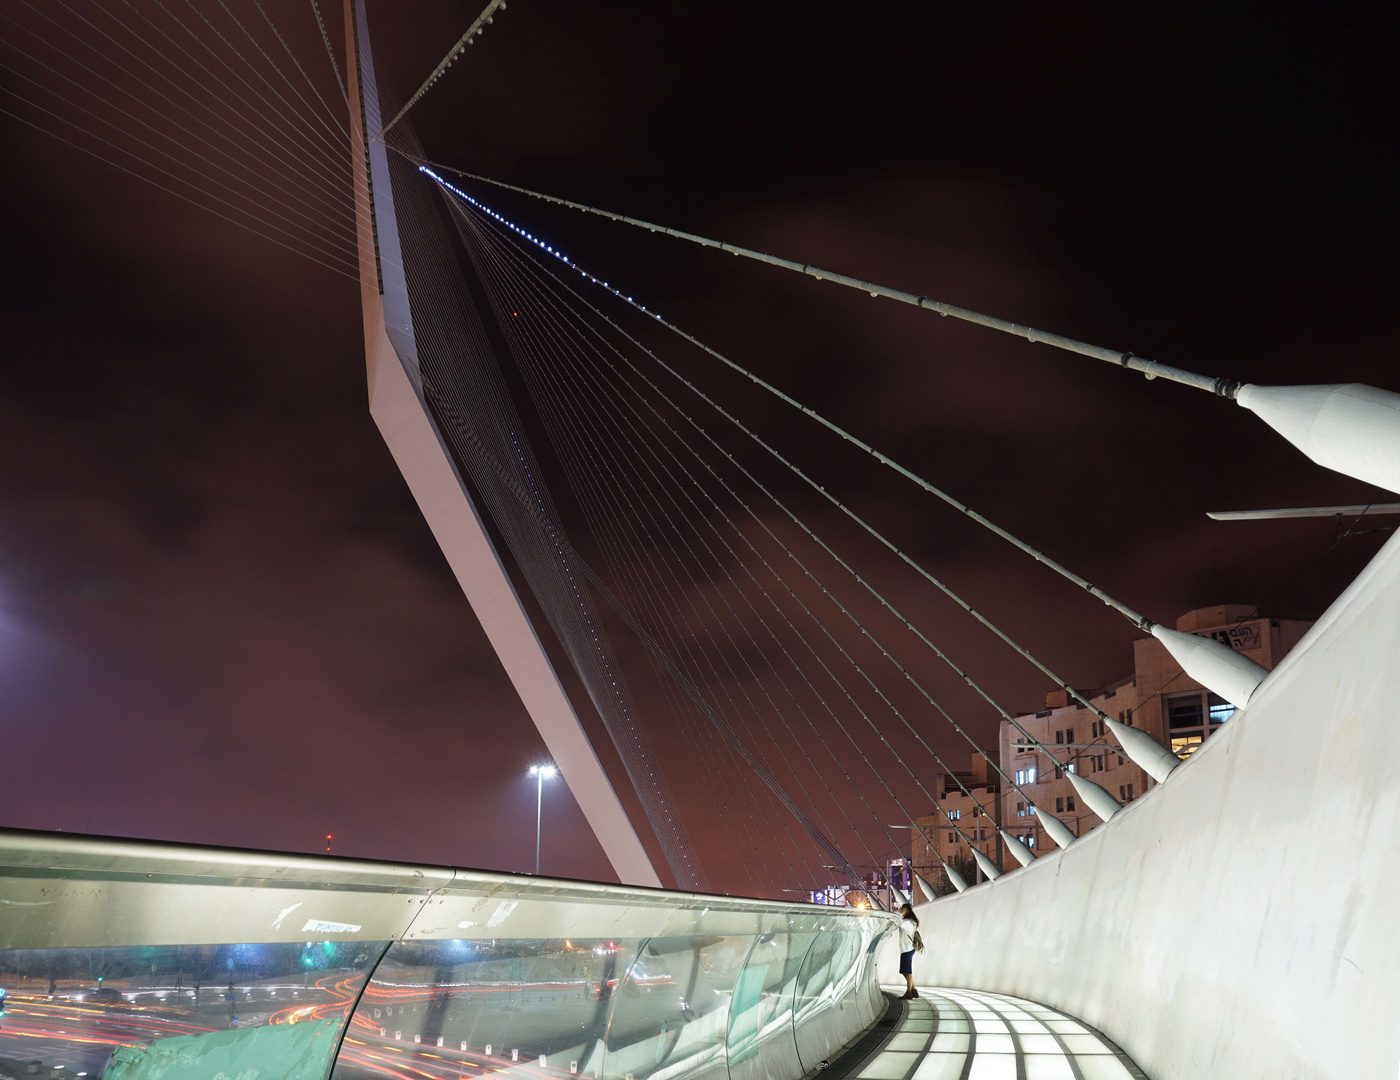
left=342, top=0, right=660, bottom=888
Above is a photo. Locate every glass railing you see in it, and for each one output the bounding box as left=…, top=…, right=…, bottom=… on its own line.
left=0, top=829, right=892, bottom=1080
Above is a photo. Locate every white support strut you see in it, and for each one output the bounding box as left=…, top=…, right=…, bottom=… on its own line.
left=343, top=0, right=660, bottom=888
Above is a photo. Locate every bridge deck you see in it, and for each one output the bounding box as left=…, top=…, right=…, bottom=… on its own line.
left=832, top=988, right=1151, bottom=1080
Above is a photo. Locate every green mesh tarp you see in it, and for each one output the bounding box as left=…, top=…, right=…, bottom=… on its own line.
left=103, top=1018, right=342, bottom=1080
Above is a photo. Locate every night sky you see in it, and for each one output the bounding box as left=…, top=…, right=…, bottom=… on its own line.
left=0, top=1, right=1395, bottom=893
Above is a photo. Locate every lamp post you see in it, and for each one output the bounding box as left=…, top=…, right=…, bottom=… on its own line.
left=527, top=764, right=557, bottom=875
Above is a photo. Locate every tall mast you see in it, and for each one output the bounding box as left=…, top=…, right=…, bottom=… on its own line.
left=342, top=0, right=661, bottom=888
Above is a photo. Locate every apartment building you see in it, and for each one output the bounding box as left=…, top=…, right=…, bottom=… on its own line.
left=998, top=604, right=1311, bottom=854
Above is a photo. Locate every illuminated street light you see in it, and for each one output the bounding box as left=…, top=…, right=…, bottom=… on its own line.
left=527, top=764, right=557, bottom=875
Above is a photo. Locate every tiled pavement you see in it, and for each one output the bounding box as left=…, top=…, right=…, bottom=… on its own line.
left=827, top=987, right=1150, bottom=1080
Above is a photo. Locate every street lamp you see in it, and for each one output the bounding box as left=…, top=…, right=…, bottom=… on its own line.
left=527, top=764, right=557, bottom=875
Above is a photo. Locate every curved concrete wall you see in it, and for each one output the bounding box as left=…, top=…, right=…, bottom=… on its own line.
left=906, top=528, right=1400, bottom=1080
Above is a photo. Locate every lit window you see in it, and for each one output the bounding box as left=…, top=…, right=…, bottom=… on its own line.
left=1066, top=762, right=1076, bottom=774
left=1015, top=802, right=1027, bottom=817
left=949, top=809, right=961, bottom=820
left=1024, top=834, right=1036, bottom=849
left=1171, top=734, right=1203, bottom=758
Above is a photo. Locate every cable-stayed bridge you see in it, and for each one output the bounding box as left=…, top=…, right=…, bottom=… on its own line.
left=0, top=3, right=1397, bottom=1079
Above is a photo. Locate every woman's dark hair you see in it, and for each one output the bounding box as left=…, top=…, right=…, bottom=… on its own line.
left=900, top=903, right=918, bottom=925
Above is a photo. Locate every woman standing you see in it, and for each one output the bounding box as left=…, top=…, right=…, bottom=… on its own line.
left=897, top=903, right=920, bottom=999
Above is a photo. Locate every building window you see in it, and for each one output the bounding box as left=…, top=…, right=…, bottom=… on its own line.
left=947, top=831, right=956, bottom=843
left=1024, top=834, right=1036, bottom=850
left=1172, top=733, right=1203, bottom=757
left=1055, top=730, right=1064, bottom=744
left=1167, top=693, right=1204, bottom=730
left=1208, top=693, right=1236, bottom=724
left=1066, top=795, right=1076, bottom=811
left=1116, top=754, right=1125, bottom=766
left=1015, top=767, right=1038, bottom=785
left=949, top=809, right=961, bottom=820
left=1055, top=797, right=1064, bottom=813
left=1015, top=802, right=1027, bottom=817
left=1119, top=709, right=1133, bottom=727
left=1065, top=726, right=1075, bottom=743
left=1163, top=690, right=1236, bottom=758
left=1119, top=783, right=1136, bottom=802
left=1066, top=761, right=1076, bottom=774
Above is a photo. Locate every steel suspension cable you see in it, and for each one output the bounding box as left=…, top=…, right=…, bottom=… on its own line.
left=424, top=162, right=1241, bottom=401
left=172, top=0, right=359, bottom=178
left=13, top=0, right=365, bottom=227
left=467, top=219, right=881, bottom=890
left=0, top=19, right=355, bottom=234
left=458, top=197, right=994, bottom=878
left=116, top=0, right=359, bottom=188
left=414, top=161, right=1243, bottom=634
left=0, top=57, right=358, bottom=265
left=247, top=0, right=346, bottom=132
left=430, top=171, right=1084, bottom=833
left=474, top=248, right=844, bottom=893
left=464, top=209, right=1002, bottom=875
left=0, top=95, right=361, bottom=281
left=423, top=170, right=1142, bottom=779
left=308, top=0, right=346, bottom=101
left=379, top=0, right=507, bottom=138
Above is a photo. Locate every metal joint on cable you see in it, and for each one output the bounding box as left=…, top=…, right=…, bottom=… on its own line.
left=1119, top=350, right=1135, bottom=368
left=1213, top=377, right=1242, bottom=399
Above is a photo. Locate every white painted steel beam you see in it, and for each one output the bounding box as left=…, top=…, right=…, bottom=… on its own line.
left=1151, top=624, right=1269, bottom=709
left=1103, top=715, right=1180, bottom=784
left=1034, top=808, right=1077, bottom=850
left=1237, top=383, right=1400, bottom=495
left=1067, top=773, right=1122, bottom=823
left=971, top=849, right=1001, bottom=881
left=344, top=0, right=659, bottom=888
left=998, top=829, right=1036, bottom=867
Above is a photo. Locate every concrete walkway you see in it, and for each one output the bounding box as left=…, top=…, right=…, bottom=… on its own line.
left=828, top=987, right=1151, bottom=1080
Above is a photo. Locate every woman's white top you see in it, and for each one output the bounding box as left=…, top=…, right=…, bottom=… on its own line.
left=899, top=916, right=918, bottom=952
